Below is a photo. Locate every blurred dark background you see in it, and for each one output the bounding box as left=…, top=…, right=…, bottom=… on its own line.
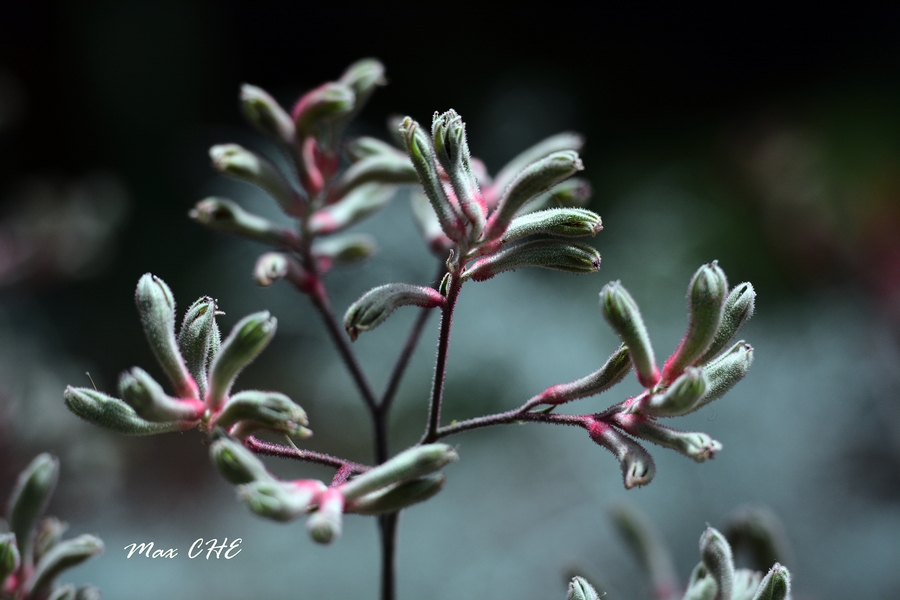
left=1, top=3, right=899, bottom=599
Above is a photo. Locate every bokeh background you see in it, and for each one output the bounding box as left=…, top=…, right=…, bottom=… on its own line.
left=1, top=4, right=899, bottom=599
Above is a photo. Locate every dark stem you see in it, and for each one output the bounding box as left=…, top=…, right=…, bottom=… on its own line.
left=378, top=512, right=399, bottom=600
left=435, top=399, right=586, bottom=439
left=421, top=272, right=463, bottom=443
left=244, top=436, right=370, bottom=473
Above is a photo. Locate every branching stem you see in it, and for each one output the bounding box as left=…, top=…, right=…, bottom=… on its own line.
left=421, top=270, right=463, bottom=443
left=244, top=436, right=370, bottom=473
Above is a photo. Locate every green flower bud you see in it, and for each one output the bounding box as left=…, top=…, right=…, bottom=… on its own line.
left=210, top=436, right=272, bottom=485
left=399, top=117, right=464, bottom=242
left=432, top=110, right=486, bottom=238
left=178, top=297, right=220, bottom=398
left=700, top=527, right=734, bottom=600
left=462, top=240, right=600, bottom=282
left=0, top=533, right=20, bottom=588
left=345, top=474, right=445, bottom=515
left=7, top=453, right=58, bottom=565
left=693, top=341, right=753, bottom=411
left=484, top=150, right=584, bottom=241
left=306, top=487, right=344, bottom=545
left=338, top=58, right=386, bottom=115
left=344, top=283, right=444, bottom=342
left=752, top=564, right=790, bottom=600
left=312, top=234, right=377, bottom=270
left=500, top=208, right=602, bottom=246
left=346, top=136, right=406, bottom=161
left=240, top=84, right=295, bottom=146
left=683, top=563, right=717, bottom=600
left=48, top=584, right=77, bottom=600
left=613, top=413, right=722, bottom=462
left=253, top=252, right=309, bottom=290
left=33, top=517, right=68, bottom=565
left=642, top=367, right=708, bottom=417
left=340, top=444, right=458, bottom=501
left=331, top=154, right=417, bottom=201
left=307, top=183, right=394, bottom=236
left=519, top=177, right=592, bottom=213
left=237, top=480, right=325, bottom=522
left=566, top=576, right=601, bottom=600
left=212, top=390, right=310, bottom=439
left=491, top=132, right=584, bottom=203
left=724, top=506, right=792, bottom=573
left=537, top=344, right=631, bottom=405
left=189, top=197, right=301, bottom=247
left=209, top=144, right=297, bottom=215
left=609, top=505, right=678, bottom=600
left=24, top=534, right=103, bottom=598
left=119, top=367, right=205, bottom=422
left=65, top=386, right=199, bottom=435
left=699, top=282, right=756, bottom=365
left=135, top=274, right=197, bottom=399
left=207, top=311, right=277, bottom=411
left=587, top=420, right=655, bottom=489
left=662, top=262, right=728, bottom=382
left=291, top=82, right=355, bottom=135
left=733, top=569, right=764, bottom=600
left=599, top=281, right=659, bottom=388
left=75, top=585, right=102, bottom=600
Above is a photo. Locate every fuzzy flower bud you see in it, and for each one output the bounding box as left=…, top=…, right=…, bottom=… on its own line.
left=641, top=367, right=708, bottom=417
left=118, top=367, right=205, bottom=422
left=462, top=240, right=600, bottom=281
left=521, top=177, right=592, bottom=213
left=340, top=444, right=458, bottom=501
left=209, top=144, right=296, bottom=215
left=600, top=281, right=659, bottom=388
left=432, top=110, right=486, bottom=237
left=344, top=283, right=444, bottom=341
left=307, top=183, right=394, bottom=235
left=331, top=154, right=418, bottom=201
left=64, top=387, right=199, bottom=435
left=500, top=208, right=602, bottom=245
left=210, top=436, right=272, bottom=485
left=207, top=311, right=277, bottom=410
left=566, top=576, right=602, bottom=600
left=306, top=487, right=345, bottom=545
left=699, top=282, right=756, bottom=364
left=752, top=564, right=790, bottom=600
left=177, top=296, right=220, bottom=398
left=238, top=480, right=325, bottom=523
left=587, top=419, right=655, bottom=489
left=490, top=132, right=584, bottom=204
left=0, top=533, right=20, bottom=587
left=190, top=197, right=301, bottom=247
left=135, top=274, right=197, bottom=399
left=291, top=82, right=355, bottom=135
left=700, top=527, right=735, bottom=600
left=25, top=534, right=104, bottom=598
left=345, top=474, right=445, bottom=515
left=7, top=453, right=58, bottom=565
left=613, top=413, right=722, bottom=462
left=240, top=84, right=294, bottom=145
left=537, top=344, right=631, bottom=405
left=338, top=58, right=386, bottom=113
left=212, top=390, right=310, bottom=439
left=312, top=234, right=377, bottom=270
left=693, top=341, right=753, bottom=411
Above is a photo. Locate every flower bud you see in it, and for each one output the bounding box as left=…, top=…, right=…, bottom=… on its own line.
left=240, top=84, right=294, bottom=145
left=33, top=517, right=68, bottom=565
left=343, top=283, right=444, bottom=341
left=700, top=527, right=734, bottom=600
left=207, top=311, right=277, bottom=410
left=307, top=183, right=394, bottom=235
left=699, top=282, right=756, bottom=364
left=330, top=154, right=418, bottom=202
left=500, top=208, right=602, bottom=245
left=733, top=569, right=764, bottom=600
left=24, top=534, right=104, bottom=598
left=410, top=191, right=454, bottom=254
left=0, top=533, right=20, bottom=587
left=724, top=506, right=792, bottom=573
left=537, top=344, right=631, bottom=405
left=338, top=58, right=386, bottom=114
left=292, top=82, right=355, bottom=136
left=48, top=584, right=76, bottom=600
left=178, top=297, right=220, bottom=398
left=642, top=367, right=708, bottom=417
left=599, top=281, right=659, bottom=388
left=209, top=144, right=297, bottom=214
left=7, top=453, right=58, bottom=565
left=609, top=505, right=678, bottom=600
left=683, top=563, right=717, bottom=600
left=693, top=341, right=753, bottom=410
left=135, top=274, right=197, bottom=399
left=432, top=110, right=486, bottom=237
left=566, top=576, right=601, bottom=600
left=75, top=585, right=102, bottom=600
left=253, top=252, right=310, bottom=291
left=521, top=177, right=592, bottom=213
left=613, top=413, right=722, bottom=462
left=190, top=197, right=301, bottom=247
left=346, top=136, right=406, bottom=161
left=752, top=564, right=790, bottom=600
left=587, top=419, right=655, bottom=489
left=312, top=234, right=377, bottom=270
left=210, top=436, right=272, bottom=485
left=661, top=262, right=728, bottom=382
left=462, top=240, right=600, bottom=282
left=399, top=117, right=464, bottom=241
left=490, top=132, right=584, bottom=203
left=340, top=444, right=458, bottom=501
left=484, top=150, right=584, bottom=241
left=118, top=367, right=205, bottom=422
left=306, top=487, right=345, bottom=544
left=345, top=474, right=445, bottom=515
left=237, top=479, right=325, bottom=522
left=64, top=387, right=199, bottom=435
left=213, top=390, right=310, bottom=439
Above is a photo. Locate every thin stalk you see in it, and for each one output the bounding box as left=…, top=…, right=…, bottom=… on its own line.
left=421, top=272, right=463, bottom=443
left=435, top=397, right=586, bottom=439
left=378, top=513, right=399, bottom=600
left=244, top=436, right=370, bottom=473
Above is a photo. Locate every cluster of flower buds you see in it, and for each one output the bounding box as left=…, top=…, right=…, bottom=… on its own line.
left=530, top=262, right=755, bottom=488
left=1, top=454, right=103, bottom=599
left=64, top=274, right=309, bottom=441
left=343, top=111, right=603, bottom=340
left=190, top=59, right=416, bottom=295
left=210, top=437, right=457, bottom=544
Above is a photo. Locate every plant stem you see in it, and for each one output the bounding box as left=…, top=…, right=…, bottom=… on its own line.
left=244, top=436, right=370, bottom=472
left=435, top=399, right=585, bottom=439
left=378, top=513, right=399, bottom=600
left=421, top=272, right=463, bottom=443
